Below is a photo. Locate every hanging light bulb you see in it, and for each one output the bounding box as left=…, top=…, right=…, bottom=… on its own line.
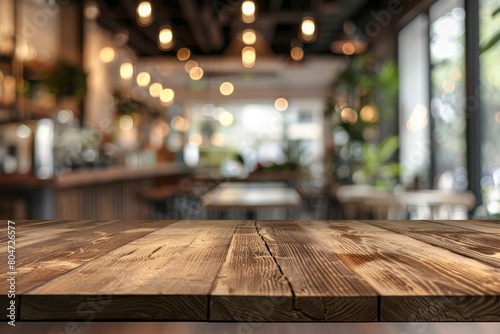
left=290, top=46, right=304, bottom=61
left=242, top=46, right=256, bottom=68
left=137, top=1, right=153, bottom=26
left=120, top=61, right=134, bottom=80
left=158, top=26, right=174, bottom=51
left=136, top=71, right=151, bottom=87
left=300, top=16, right=316, bottom=43
left=177, top=48, right=191, bottom=61
left=242, top=29, right=257, bottom=45
left=99, top=47, right=116, bottom=63
left=241, top=1, right=256, bottom=23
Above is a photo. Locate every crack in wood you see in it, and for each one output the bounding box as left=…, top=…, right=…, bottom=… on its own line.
left=254, top=221, right=326, bottom=321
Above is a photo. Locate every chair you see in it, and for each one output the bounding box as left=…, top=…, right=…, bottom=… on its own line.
left=395, top=189, right=476, bottom=220
left=334, top=185, right=400, bottom=220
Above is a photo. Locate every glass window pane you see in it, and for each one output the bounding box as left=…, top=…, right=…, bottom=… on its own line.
left=429, top=0, right=467, bottom=190
left=479, top=0, right=500, bottom=217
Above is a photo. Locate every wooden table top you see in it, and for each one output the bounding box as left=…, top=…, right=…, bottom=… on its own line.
left=1, top=219, right=500, bottom=322
left=202, top=182, right=302, bottom=210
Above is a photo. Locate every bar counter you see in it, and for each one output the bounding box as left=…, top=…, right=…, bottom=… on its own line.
left=0, top=164, right=191, bottom=220
left=1, top=219, right=499, bottom=322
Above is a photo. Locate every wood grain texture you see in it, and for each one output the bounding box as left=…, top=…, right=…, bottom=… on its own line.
left=22, top=221, right=239, bottom=320
left=435, top=220, right=500, bottom=234
left=256, top=221, right=378, bottom=321
left=2, top=220, right=175, bottom=295
left=210, top=221, right=295, bottom=321
left=302, top=220, right=500, bottom=321
left=2, top=219, right=500, bottom=322
left=365, top=220, right=500, bottom=268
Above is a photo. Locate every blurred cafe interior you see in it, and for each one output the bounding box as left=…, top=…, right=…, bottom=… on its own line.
left=0, top=0, right=499, bottom=221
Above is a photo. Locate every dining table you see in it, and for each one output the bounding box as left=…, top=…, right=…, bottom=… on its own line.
left=1, top=219, right=500, bottom=322
left=201, top=182, right=302, bottom=219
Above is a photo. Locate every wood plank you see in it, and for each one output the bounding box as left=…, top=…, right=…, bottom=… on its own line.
left=433, top=220, right=500, bottom=234
left=256, top=221, right=378, bottom=321
left=364, top=220, right=500, bottom=268
left=210, top=221, right=297, bottom=321
left=296, top=220, right=500, bottom=321
left=1, top=220, right=174, bottom=296
left=21, top=220, right=240, bottom=321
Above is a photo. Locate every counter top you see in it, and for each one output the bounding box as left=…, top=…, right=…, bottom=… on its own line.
left=0, top=163, right=191, bottom=189
left=1, top=219, right=500, bottom=321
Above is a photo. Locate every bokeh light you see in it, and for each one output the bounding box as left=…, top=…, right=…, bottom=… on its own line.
left=220, top=82, right=235, bottom=96
left=275, top=98, right=289, bottom=111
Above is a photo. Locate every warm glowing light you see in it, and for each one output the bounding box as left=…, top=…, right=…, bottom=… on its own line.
left=330, top=40, right=367, bottom=55
left=340, top=108, right=358, bottom=124
left=159, top=28, right=173, bottom=44
left=84, top=2, right=100, bottom=20
left=171, top=116, right=190, bottom=132
left=119, top=115, right=134, bottom=131
left=360, top=105, right=379, bottom=123
left=219, top=111, right=234, bottom=127
left=16, top=124, right=32, bottom=139
left=242, top=46, right=256, bottom=68
left=185, top=60, right=198, bottom=73
left=99, top=47, right=116, bottom=63
left=189, top=133, right=203, bottom=146
left=137, top=1, right=153, bottom=25
left=149, top=83, right=163, bottom=97
left=177, top=48, right=191, bottom=61
left=120, top=61, right=134, bottom=80
left=16, top=41, right=37, bottom=61
left=220, top=82, right=235, bottom=96
left=275, top=98, right=289, bottom=111
left=290, top=47, right=304, bottom=61
left=211, top=132, right=225, bottom=146
left=406, top=104, right=429, bottom=132
left=241, top=1, right=256, bottom=22
left=158, top=27, right=174, bottom=50
left=189, top=67, right=204, bottom=80
left=342, top=42, right=356, bottom=55
left=242, top=29, right=257, bottom=45
left=301, top=17, right=316, bottom=42
left=160, top=88, right=175, bottom=103
left=136, top=72, right=151, bottom=87
left=242, top=1, right=255, bottom=16
left=495, top=111, right=500, bottom=124
left=137, top=1, right=152, bottom=18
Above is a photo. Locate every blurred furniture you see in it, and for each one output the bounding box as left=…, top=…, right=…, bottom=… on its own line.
left=138, top=178, right=205, bottom=220
left=202, top=182, right=301, bottom=219
left=334, top=185, right=400, bottom=220
left=395, top=190, right=476, bottom=220
left=0, top=163, right=191, bottom=220
left=0, top=195, right=28, bottom=220
left=14, top=220, right=500, bottom=322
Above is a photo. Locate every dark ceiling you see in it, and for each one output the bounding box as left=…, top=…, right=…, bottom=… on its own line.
left=95, top=0, right=381, bottom=57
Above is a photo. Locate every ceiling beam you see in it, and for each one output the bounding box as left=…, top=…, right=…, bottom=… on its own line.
left=178, top=0, right=212, bottom=53
left=201, top=0, right=225, bottom=52
left=261, top=0, right=285, bottom=45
